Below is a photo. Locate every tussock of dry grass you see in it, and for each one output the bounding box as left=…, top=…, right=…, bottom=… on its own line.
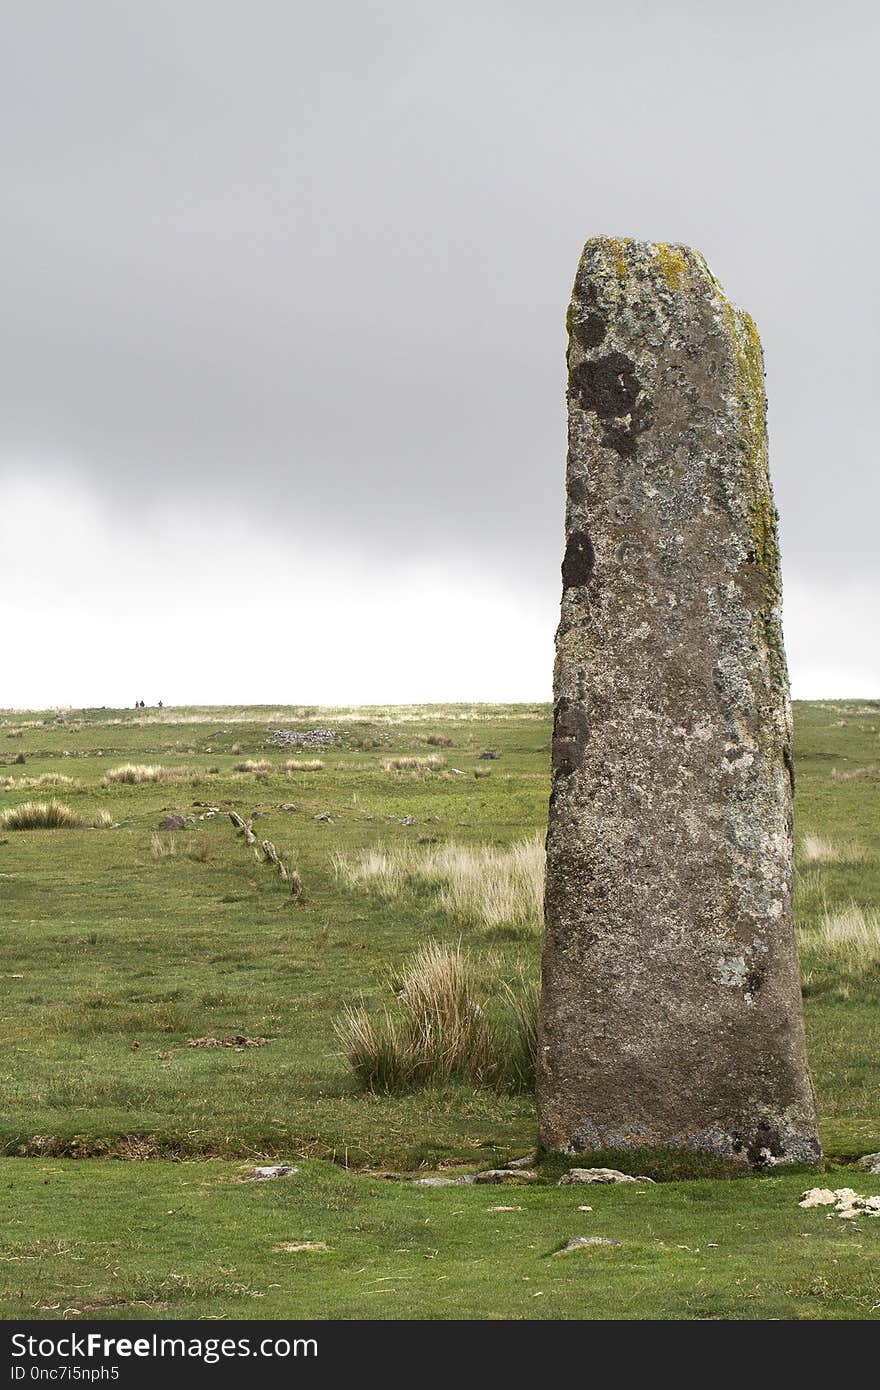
left=91, top=809, right=114, bottom=829
left=234, top=759, right=273, bottom=774
left=101, top=764, right=201, bottom=785
left=151, top=832, right=210, bottom=861
left=380, top=755, right=446, bottom=773
left=831, top=765, right=878, bottom=782
left=335, top=834, right=544, bottom=931
left=0, top=799, right=79, bottom=830
left=283, top=759, right=324, bottom=772
left=0, top=772, right=76, bottom=790
left=798, top=902, right=880, bottom=972
left=334, top=941, right=537, bottom=1093
left=799, top=834, right=867, bottom=864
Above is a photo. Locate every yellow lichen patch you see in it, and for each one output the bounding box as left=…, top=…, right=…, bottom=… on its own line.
left=654, top=242, right=689, bottom=291
left=713, top=289, right=779, bottom=586
left=601, top=236, right=633, bottom=281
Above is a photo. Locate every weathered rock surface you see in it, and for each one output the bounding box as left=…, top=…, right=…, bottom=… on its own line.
left=245, top=1164, right=298, bottom=1181
left=556, top=1235, right=621, bottom=1254
left=474, top=1168, right=538, bottom=1184
left=857, top=1152, right=880, bottom=1174
left=537, top=237, right=821, bottom=1168
left=558, top=1168, right=653, bottom=1185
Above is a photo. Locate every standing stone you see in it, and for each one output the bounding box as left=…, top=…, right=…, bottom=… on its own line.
left=537, top=238, right=820, bottom=1167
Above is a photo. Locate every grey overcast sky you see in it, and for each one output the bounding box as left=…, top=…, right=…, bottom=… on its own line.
left=1, top=0, right=877, bottom=707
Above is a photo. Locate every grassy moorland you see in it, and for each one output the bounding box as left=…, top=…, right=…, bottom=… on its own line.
left=0, top=700, right=878, bottom=1320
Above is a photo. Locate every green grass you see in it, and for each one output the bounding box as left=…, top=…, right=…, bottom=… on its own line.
left=0, top=699, right=878, bottom=1319
left=1, top=1158, right=878, bottom=1320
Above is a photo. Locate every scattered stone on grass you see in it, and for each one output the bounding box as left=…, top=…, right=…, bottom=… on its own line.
left=314, top=811, right=332, bottom=822
left=556, top=1236, right=621, bottom=1254
left=576, top=1205, right=593, bottom=1212
left=157, top=814, right=186, bottom=830
left=245, top=1165, right=298, bottom=1181
left=506, top=1152, right=538, bottom=1169
left=474, top=1169, right=537, bottom=1184
left=270, top=729, right=334, bottom=748
left=186, top=1035, right=270, bottom=1049
left=413, top=1174, right=477, bottom=1187
left=799, top=1186, right=880, bottom=1217
left=558, top=1168, right=654, bottom=1185
left=272, top=1241, right=328, bottom=1252
left=487, top=1205, right=522, bottom=1212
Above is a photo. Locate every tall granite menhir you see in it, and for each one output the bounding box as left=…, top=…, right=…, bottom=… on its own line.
left=537, top=238, right=820, bottom=1167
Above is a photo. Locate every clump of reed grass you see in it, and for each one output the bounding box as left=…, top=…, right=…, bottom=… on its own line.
left=283, top=759, right=324, bottom=772
left=0, top=772, right=78, bottom=791
left=799, top=834, right=867, bottom=864
left=334, top=941, right=537, bottom=1093
left=425, top=734, right=453, bottom=747
left=798, top=902, right=880, bottom=974
left=101, top=763, right=204, bottom=785
left=831, top=765, right=878, bottom=783
left=335, top=834, right=545, bottom=932
left=0, top=798, right=79, bottom=830
left=91, top=809, right=114, bottom=829
left=234, top=759, right=273, bottom=774
left=380, top=755, right=446, bottom=773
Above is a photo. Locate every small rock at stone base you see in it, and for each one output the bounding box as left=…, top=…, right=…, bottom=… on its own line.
left=475, top=1169, right=537, bottom=1184
left=798, top=1188, right=837, bottom=1207
left=558, top=1168, right=653, bottom=1185
left=506, top=1152, right=539, bottom=1169
left=857, top=1152, right=880, bottom=1174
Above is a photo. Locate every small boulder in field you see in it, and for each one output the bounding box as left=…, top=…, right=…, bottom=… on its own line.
left=556, top=1236, right=621, bottom=1254
left=157, top=814, right=186, bottom=830
left=558, top=1167, right=653, bottom=1185
left=857, top=1153, right=880, bottom=1174
left=475, top=1168, right=537, bottom=1184
left=245, top=1165, right=298, bottom=1181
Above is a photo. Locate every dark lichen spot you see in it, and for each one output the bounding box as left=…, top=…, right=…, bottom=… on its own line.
left=567, top=473, right=590, bottom=505
left=570, top=352, right=652, bottom=459
left=783, top=745, right=795, bottom=794
left=571, top=351, right=640, bottom=419
left=569, top=311, right=607, bottom=350
left=562, top=531, right=595, bottom=588
left=733, top=1120, right=786, bottom=1167
left=745, top=966, right=764, bottom=996
left=552, top=697, right=590, bottom=778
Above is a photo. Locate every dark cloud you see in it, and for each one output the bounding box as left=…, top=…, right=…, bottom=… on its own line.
left=1, top=1, right=877, bottom=700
